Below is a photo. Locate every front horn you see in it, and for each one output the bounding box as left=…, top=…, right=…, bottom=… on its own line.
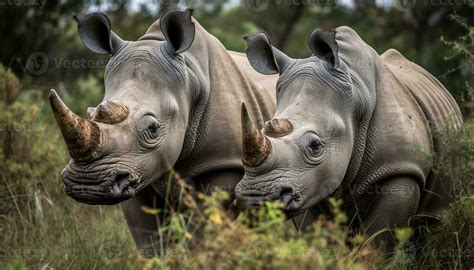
left=241, top=103, right=272, bottom=167
left=49, top=89, right=103, bottom=161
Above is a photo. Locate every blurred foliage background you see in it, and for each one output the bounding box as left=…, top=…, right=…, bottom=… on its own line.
left=0, top=0, right=473, bottom=269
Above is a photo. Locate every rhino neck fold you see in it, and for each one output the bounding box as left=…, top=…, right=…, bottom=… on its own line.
left=340, top=56, right=402, bottom=204
left=173, top=21, right=213, bottom=163
left=173, top=24, right=276, bottom=179
left=337, top=43, right=382, bottom=195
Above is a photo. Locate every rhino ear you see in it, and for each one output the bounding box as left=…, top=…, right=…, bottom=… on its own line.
left=74, top=12, right=123, bottom=55
left=244, top=33, right=291, bottom=75
left=308, top=29, right=340, bottom=69
left=160, top=9, right=195, bottom=54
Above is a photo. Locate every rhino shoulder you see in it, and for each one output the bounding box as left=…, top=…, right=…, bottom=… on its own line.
left=381, top=48, right=410, bottom=65
left=381, top=48, right=405, bottom=60
left=380, top=49, right=423, bottom=76
left=335, top=26, right=357, bottom=36
left=227, top=50, right=247, bottom=62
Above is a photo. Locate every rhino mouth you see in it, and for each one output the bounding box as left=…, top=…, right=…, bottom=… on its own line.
left=61, top=161, right=139, bottom=205
left=235, top=184, right=302, bottom=214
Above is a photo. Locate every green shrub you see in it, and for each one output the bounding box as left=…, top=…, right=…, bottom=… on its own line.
left=137, top=188, right=381, bottom=270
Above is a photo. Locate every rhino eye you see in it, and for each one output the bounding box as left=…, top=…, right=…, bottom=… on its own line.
left=300, top=133, right=325, bottom=164
left=309, top=139, right=323, bottom=155
left=309, top=139, right=322, bottom=150
left=137, top=115, right=162, bottom=148
left=148, top=122, right=160, bottom=134
left=302, top=133, right=324, bottom=158
left=144, top=121, right=161, bottom=141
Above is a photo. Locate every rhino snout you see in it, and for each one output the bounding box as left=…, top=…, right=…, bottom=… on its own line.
left=61, top=162, right=139, bottom=205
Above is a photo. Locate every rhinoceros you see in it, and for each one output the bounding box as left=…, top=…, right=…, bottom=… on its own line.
left=235, top=27, right=463, bottom=236
left=49, top=9, right=276, bottom=253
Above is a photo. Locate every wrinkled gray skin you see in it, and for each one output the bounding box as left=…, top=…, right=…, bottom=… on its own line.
left=236, top=27, right=463, bottom=238
left=51, top=10, right=276, bottom=254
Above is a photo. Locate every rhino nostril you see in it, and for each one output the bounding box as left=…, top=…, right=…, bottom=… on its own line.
left=278, top=187, right=293, bottom=208
left=111, top=172, right=131, bottom=195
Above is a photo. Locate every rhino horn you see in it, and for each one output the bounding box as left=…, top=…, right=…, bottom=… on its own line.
left=241, top=103, right=272, bottom=167
left=264, top=118, right=293, bottom=137
left=49, top=89, right=103, bottom=161
left=91, top=100, right=129, bottom=124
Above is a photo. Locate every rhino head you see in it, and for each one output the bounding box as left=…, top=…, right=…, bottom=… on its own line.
left=236, top=29, right=375, bottom=215
left=51, top=10, right=201, bottom=204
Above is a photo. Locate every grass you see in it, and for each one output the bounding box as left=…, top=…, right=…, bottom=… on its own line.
left=0, top=66, right=472, bottom=269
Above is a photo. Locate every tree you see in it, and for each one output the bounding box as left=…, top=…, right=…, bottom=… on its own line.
left=0, top=1, right=86, bottom=77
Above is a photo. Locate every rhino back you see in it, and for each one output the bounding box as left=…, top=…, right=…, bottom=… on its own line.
left=380, top=49, right=463, bottom=216
left=382, top=49, right=463, bottom=145
left=347, top=54, right=430, bottom=197
left=346, top=48, right=462, bottom=219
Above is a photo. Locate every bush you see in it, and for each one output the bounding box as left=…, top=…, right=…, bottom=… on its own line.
left=134, top=188, right=382, bottom=269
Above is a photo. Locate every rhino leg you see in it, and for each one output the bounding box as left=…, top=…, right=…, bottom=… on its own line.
left=121, top=186, right=166, bottom=257
left=121, top=170, right=243, bottom=256
left=193, top=169, right=244, bottom=218
left=360, top=177, right=421, bottom=247
left=194, top=170, right=243, bottom=200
